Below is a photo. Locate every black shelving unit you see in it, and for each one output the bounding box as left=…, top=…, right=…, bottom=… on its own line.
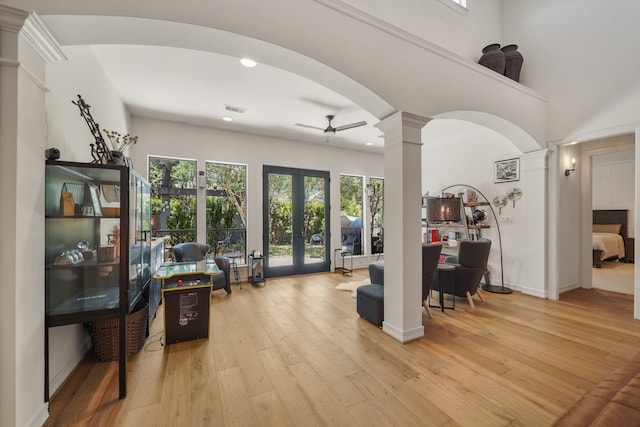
left=44, top=161, right=151, bottom=400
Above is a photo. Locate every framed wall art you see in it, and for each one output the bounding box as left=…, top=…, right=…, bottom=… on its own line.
left=494, top=158, right=520, bottom=183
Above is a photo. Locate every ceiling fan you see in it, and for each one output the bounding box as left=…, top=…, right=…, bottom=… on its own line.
left=295, top=114, right=367, bottom=141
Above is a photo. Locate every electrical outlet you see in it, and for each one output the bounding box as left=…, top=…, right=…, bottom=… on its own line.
left=500, top=215, right=514, bottom=223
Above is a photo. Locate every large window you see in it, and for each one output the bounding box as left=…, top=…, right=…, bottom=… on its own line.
left=340, top=175, right=363, bottom=255
left=149, top=157, right=197, bottom=252
left=368, top=177, right=384, bottom=254
left=206, top=162, right=247, bottom=264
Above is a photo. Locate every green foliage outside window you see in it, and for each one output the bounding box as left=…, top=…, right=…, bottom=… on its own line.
left=148, top=157, right=197, bottom=247
left=340, top=175, right=363, bottom=218
left=206, top=162, right=247, bottom=257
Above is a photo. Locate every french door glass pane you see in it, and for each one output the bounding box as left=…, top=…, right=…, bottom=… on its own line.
left=304, top=176, right=326, bottom=265
left=267, top=173, right=293, bottom=267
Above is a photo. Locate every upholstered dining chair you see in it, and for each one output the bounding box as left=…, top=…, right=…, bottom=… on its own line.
left=173, top=242, right=210, bottom=262
left=441, top=238, right=492, bottom=307
left=422, top=242, right=443, bottom=317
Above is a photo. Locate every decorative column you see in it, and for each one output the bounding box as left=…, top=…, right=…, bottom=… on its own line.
left=0, top=7, right=30, bottom=426
left=376, top=111, right=430, bottom=343
left=0, top=6, right=66, bottom=426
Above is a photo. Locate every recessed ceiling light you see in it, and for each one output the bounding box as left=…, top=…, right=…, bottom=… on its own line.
left=222, top=116, right=233, bottom=122
left=366, top=142, right=373, bottom=146
left=240, top=58, right=257, bottom=68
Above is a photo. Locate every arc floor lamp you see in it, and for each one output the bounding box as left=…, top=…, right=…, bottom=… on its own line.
left=436, top=184, right=512, bottom=294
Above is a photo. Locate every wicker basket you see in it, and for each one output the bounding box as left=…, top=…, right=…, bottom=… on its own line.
left=92, top=302, right=148, bottom=362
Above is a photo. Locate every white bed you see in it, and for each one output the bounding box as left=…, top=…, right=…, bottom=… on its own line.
left=592, top=210, right=629, bottom=268
left=592, top=232, right=625, bottom=261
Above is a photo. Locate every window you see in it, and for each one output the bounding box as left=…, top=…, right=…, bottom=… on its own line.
left=149, top=157, right=197, bottom=251
left=368, top=177, right=384, bottom=254
left=206, top=162, right=247, bottom=264
left=340, top=175, right=363, bottom=255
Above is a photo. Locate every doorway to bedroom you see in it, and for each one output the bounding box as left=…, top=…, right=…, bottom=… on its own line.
left=590, top=146, right=635, bottom=295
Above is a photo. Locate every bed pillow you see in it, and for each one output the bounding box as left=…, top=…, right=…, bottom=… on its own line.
left=593, top=224, right=621, bottom=234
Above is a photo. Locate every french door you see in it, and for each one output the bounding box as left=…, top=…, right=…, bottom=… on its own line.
left=263, top=166, right=330, bottom=277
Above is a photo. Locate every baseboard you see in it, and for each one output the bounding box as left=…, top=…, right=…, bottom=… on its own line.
left=49, top=338, right=92, bottom=396
left=558, top=282, right=581, bottom=294
left=382, top=321, right=424, bottom=343
left=521, top=286, right=547, bottom=298
left=27, top=403, right=49, bottom=427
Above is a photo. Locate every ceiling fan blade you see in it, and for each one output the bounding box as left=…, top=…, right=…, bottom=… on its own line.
left=335, top=121, right=367, bottom=132
left=295, top=123, right=325, bottom=131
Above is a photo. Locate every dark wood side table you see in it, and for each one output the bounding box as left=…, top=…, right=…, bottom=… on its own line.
left=429, top=263, right=455, bottom=312
left=625, top=237, right=634, bottom=263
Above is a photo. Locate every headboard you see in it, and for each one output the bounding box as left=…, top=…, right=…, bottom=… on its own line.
left=593, top=209, right=628, bottom=238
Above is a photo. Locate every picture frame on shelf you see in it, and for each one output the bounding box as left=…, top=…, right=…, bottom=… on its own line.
left=494, top=158, right=520, bottom=183
left=86, top=184, right=103, bottom=217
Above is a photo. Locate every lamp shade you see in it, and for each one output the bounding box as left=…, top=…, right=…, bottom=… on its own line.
left=426, top=197, right=461, bottom=222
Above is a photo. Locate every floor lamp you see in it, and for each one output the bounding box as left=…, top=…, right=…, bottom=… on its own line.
left=441, top=184, right=512, bottom=294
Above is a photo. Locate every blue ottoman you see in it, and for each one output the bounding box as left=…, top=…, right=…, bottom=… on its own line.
left=357, top=283, right=384, bottom=327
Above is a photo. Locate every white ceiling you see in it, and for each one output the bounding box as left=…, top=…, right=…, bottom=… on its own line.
left=87, top=43, right=384, bottom=152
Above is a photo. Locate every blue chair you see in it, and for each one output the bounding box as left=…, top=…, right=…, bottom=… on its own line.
left=356, top=261, right=384, bottom=326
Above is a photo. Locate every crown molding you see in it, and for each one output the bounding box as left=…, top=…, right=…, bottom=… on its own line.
left=22, top=12, right=67, bottom=63
left=0, top=3, right=28, bottom=33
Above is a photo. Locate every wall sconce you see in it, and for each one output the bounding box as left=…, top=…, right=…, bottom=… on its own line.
left=198, top=170, right=206, bottom=189
left=565, top=157, right=576, bottom=176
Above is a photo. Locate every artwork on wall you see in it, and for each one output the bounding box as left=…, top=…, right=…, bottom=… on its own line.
left=494, top=158, right=520, bottom=183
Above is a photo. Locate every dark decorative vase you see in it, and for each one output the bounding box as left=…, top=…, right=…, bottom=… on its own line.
left=478, top=43, right=505, bottom=74
left=501, top=44, right=524, bottom=82
left=110, top=150, right=127, bottom=166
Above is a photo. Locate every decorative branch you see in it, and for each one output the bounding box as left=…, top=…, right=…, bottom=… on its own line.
left=72, top=95, right=114, bottom=165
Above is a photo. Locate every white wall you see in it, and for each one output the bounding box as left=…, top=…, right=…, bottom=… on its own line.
left=557, top=144, right=582, bottom=292
left=422, top=119, right=527, bottom=291
left=502, top=0, right=640, bottom=143
left=46, top=45, right=131, bottom=162
left=44, top=45, right=131, bottom=396
left=592, top=150, right=635, bottom=237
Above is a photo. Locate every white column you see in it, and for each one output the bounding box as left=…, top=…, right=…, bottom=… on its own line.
left=520, top=149, right=549, bottom=297
left=0, top=6, right=31, bottom=426
left=376, top=111, right=430, bottom=343
left=1, top=6, right=66, bottom=426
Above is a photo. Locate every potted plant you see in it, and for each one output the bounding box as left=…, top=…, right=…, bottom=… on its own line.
left=151, top=194, right=168, bottom=230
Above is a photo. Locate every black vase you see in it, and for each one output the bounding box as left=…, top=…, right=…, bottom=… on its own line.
left=478, top=43, right=505, bottom=74
left=501, top=44, right=524, bottom=82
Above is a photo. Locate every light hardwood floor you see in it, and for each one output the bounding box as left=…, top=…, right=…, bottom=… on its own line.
left=45, top=270, right=640, bottom=426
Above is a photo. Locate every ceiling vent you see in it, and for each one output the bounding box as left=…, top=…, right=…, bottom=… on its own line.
left=224, top=104, right=246, bottom=114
